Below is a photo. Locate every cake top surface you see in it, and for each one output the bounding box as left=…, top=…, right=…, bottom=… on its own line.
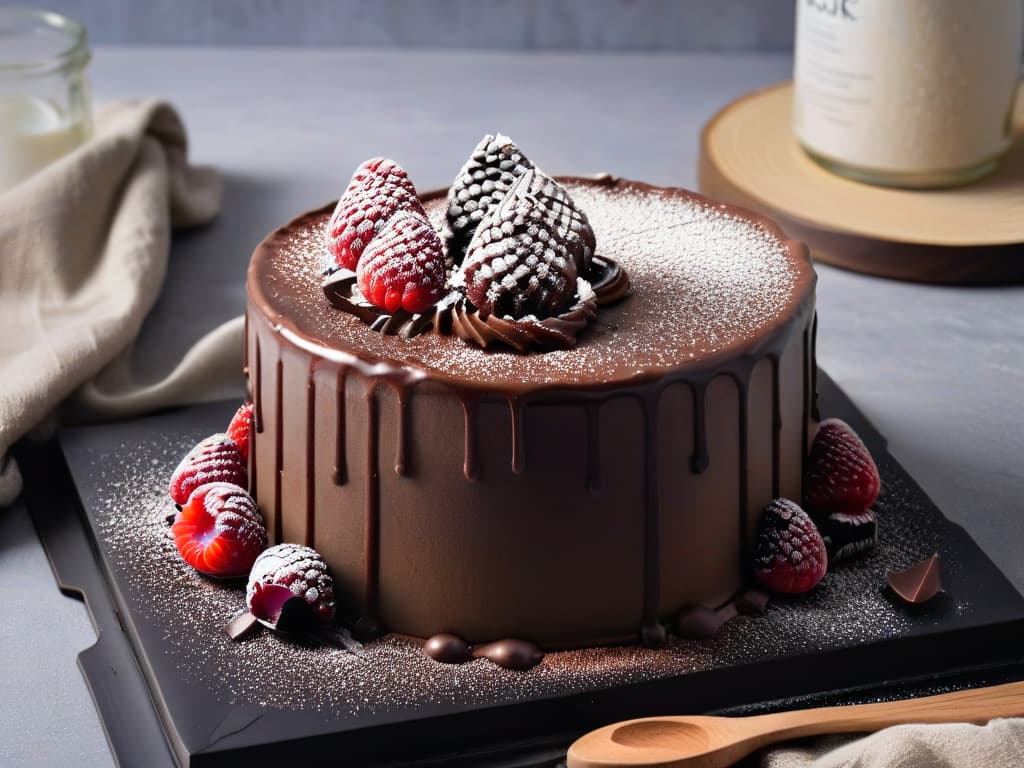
left=249, top=177, right=815, bottom=391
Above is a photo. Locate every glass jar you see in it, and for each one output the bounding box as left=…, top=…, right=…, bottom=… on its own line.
left=793, top=0, right=1024, bottom=188
left=0, top=8, right=92, bottom=192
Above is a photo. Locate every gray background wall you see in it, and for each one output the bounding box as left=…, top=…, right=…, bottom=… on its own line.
left=38, top=0, right=799, bottom=51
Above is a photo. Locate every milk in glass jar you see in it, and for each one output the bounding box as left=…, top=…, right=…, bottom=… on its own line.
left=0, top=9, right=92, bottom=192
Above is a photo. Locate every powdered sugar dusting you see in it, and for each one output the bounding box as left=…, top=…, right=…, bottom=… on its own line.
left=255, top=180, right=808, bottom=389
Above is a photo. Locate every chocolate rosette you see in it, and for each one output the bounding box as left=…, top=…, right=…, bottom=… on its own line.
left=323, top=255, right=627, bottom=352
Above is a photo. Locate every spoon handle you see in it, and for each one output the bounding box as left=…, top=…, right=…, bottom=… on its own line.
left=567, top=679, right=1024, bottom=768
left=765, top=679, right=1024, bottom=738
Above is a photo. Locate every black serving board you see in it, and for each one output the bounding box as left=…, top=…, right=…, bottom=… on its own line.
left=18, top=373, right=1024, bottom=768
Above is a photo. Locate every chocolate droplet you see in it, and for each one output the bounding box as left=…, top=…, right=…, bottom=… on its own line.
left=735, top=588, right=771, bottom=616
left=674, top=605, right=725, bottom=639
left=224, top=611, right=261, bottom=641
left=641, top=622, right=667, bottom=648
left=424, top=633, right=472, bottom=664
left=472, top=639, right=543, bottom=671
left=887, top=553, right=943, bottom=605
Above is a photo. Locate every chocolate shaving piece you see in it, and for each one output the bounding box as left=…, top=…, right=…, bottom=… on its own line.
left=323, top=268, right=440, bottom=338
left=472, top=639, right=543, bottom=671
left=821, top=508, right=878, bottom=565
left=424, top=633, right=473, bottom=664
left=735, top=588, right=771, bottom=615
left=887, top=553, right=943, bottom=605
left=225, top=611, right=261, bottom=641
left=590, top=254, right=631, bottom=306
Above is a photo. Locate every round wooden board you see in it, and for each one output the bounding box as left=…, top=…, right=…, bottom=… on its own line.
left=699, top=82, right=1024, bottom=284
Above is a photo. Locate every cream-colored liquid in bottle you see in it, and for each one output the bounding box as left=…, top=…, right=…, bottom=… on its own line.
left=793, top=0, right=1023, bottom=188
left=0, top=94, right=90, bottom=191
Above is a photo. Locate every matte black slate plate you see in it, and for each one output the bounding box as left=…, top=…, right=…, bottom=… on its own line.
left=18, top=373, right=1024, bottom=768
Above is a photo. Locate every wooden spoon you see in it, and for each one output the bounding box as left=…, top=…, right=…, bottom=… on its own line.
left=566, top=679, right=1024, bottom=768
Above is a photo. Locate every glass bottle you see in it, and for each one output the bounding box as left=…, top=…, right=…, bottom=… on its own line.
left=0, top=8, right=92, bottom=192
left=793, top=0, right=1023, bottom=188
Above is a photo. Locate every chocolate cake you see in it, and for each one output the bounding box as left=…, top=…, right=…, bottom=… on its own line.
left=245, top=172, right=817, bottom=651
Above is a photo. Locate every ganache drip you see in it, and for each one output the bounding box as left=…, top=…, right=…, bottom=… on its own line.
left=322, top=254, right=629, bottom=352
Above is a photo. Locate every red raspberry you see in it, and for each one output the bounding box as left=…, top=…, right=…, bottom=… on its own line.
left=169, top=433, right=247, bottom=506
left=753, top=498, right=828, bottom=594
left=171, top=483, right=266, bottom=578
left=805, top=418, right=880, bottom=517
left=324, top=157, right=425, bottom=271
left=246, top=543, right=335, bottom=625
left=356, top=211, right=446, bottom=314
left=226, top=402, right=253, bottom=464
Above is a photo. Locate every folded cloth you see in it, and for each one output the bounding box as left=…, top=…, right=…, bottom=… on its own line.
left=0, top=100, right=242, bottom=506
left=754, top=718, right=1024, bottom=767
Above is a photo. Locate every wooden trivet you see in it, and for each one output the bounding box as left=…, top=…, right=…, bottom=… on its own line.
left=699, top=82, right=1024, bottom=284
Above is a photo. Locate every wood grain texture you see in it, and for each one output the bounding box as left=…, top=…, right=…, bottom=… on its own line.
left=567, top=679, right=1024, bottom=767
left=699, top=82, right=1024, bottom=284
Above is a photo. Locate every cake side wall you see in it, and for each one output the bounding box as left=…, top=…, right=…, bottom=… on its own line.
left=246, top=296, right=816, bottom=649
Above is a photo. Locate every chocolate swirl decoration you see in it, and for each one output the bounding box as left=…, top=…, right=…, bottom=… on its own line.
left=322, top=254, right=629, bottom=352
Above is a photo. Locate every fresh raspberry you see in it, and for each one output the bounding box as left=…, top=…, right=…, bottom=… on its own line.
left=462, top=168, right=594, bottom=319
left=169, top=433, right=247, bottom=506
left=805, top=418, right=880, bottom=517
left=444, top=133, right=534, bottom=264
left=247, top=543, right=336, bottom=625
left=356, top=210, right=446, bottom=314
left=226, top=402, right=253, bottom=464
left=171, top=483, right=266, bottom=578
left=324, top=157, right=425, bottom=271
left=753, top=498, right=828, bottom=594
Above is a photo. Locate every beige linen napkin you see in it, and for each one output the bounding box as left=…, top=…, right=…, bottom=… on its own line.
left=756, top=718, right=1024, bottom=767
left=0, top=100, right=242, bottom=506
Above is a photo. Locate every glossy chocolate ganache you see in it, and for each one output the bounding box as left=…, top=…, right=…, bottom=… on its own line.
left=246, top=174, right=817, bottom=651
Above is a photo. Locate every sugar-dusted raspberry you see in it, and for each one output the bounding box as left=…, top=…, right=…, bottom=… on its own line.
left=356, top=210, right=446, bottom=314
left=246, top=543, right=335, bottom=625
left=324, top=157, right=425, bottom=271
left=805, top=418, right=881, bottom=517
left=169, top=434, right=247, bottom=506
left=171, top=482, right=266, bottom=578
left=444, top=133, right=534, bottom=265
left=226, top=402, right=253, bottom=464
left=461, top=169, right=595, bottom=320
left=753, top=498, right=828, bottom=595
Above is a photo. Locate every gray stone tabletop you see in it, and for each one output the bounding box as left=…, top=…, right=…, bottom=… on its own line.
left=2, top=47, right=1022, bottom=767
